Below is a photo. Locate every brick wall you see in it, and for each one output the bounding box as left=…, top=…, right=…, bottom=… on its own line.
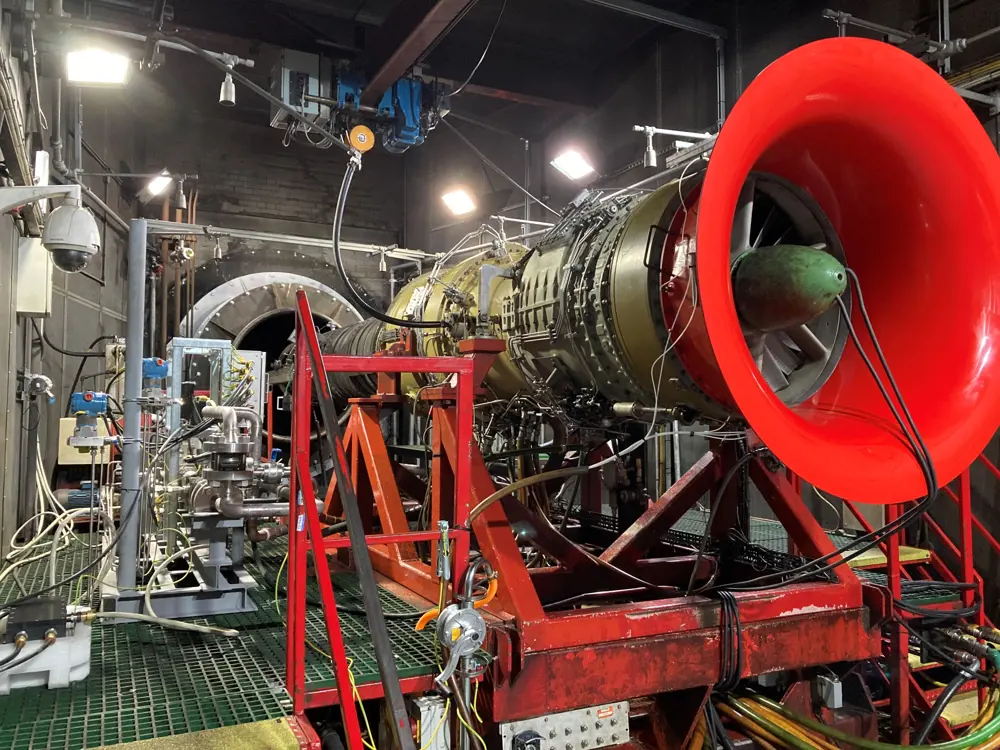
left=134, top=110, right=405, bottom=238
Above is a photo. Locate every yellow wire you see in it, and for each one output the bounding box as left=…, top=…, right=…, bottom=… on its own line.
left=472, top=679, right=483, bottom=723
left=457, top=708, right=488, bottom=750
left=418, top=698, right=451, bottom=750
left=275, top=552, right=377, bottom=750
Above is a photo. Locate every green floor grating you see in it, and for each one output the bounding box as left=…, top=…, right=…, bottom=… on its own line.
left=0, top=536, right=437, bottom=749
left=670, top=510, right=957, bottom=605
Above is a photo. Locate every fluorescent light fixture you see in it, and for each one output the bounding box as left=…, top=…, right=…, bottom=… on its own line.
left=137, top=171, right=174, bottom=204
left=66, top=48, right=131, bottom=86
left=442, top=189, right=476, bottom=216
left=146, top=172, right=173, bottom=197
left=550, top=150, right=595, bottom=180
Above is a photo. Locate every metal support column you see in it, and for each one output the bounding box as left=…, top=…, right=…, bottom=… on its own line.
left=117, top=218, right=147, bottom=591
left=523, top=139, right=530, bottom=237
left=885, top=502, right=910, bottom=743
left=716, top=37, right=726, bottom=128
left=939, top=0, right=952, bottom=73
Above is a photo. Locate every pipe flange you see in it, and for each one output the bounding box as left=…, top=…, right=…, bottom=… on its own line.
left=202, top=440, right=254, bottom=454
left=202, top=470, right=254, bottom=483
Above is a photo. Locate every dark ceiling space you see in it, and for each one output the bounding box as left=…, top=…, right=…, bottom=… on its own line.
left=59, top=0, right=722, bottom=137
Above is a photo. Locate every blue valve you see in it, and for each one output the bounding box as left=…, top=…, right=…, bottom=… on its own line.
left=69, top=391, right=108, bottom=416
left=142, top=357, right=169, bottom=380
left=270, top=448, right=282, bottom=462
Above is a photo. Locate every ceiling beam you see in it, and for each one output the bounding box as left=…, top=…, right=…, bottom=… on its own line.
left=361, top=0, right=477, bottom=106
left=433, top=76, right=595, bottom=111
left=576, top=0, right=727, bottom=38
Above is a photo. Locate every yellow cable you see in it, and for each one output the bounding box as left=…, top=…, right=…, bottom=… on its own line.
left=456, top=707, right=488, bottom=750
left=418, top=699, right=451, bottom=750
left=686, top=712, right=706, bottom=750
left=715, top=703, right=787, bottom=750
left=967, top=690, right=999, bottom=736
left=472, top=678, right=483, bottom=723
left=275, top=552, right=377, bottom=750
left=740, top=698, right=839, bottom=750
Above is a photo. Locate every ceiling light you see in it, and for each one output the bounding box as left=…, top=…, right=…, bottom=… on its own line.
left=550, top=150, right=595, bottom=180
left=66, top=48, right=131, bottom=86
left=146, top=172, right=173, bottom=197
left=442, top=189, right=476, bottom=216
left=138, top=171, right=174, bottom=204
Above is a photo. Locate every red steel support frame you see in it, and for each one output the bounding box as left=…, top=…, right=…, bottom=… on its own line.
left=285, top=294, right=476, bottom=732
left=286, top=291, right=882, bottom=736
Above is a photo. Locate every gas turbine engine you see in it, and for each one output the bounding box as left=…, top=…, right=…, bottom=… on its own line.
left=304, top=37, right=1000, bottom=508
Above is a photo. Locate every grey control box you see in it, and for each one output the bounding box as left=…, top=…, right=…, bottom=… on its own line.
left=501, top=701, right=629, bottom=750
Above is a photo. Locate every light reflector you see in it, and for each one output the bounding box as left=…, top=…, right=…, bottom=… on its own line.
left=66, top=49, right=131, bottom=86
left=442, top=189, right=476, bottom=216
left=550, top=150, right=595, bottom=180
left=145, top=172, right=173, bottom=198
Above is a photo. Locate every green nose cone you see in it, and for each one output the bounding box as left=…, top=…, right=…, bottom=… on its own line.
left=732, top=244, right=847, bottom=331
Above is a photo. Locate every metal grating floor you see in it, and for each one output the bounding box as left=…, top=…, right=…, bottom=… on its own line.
left=670, top=510, right=955, bottom=604
left=0, top=536, right=436, bottom=749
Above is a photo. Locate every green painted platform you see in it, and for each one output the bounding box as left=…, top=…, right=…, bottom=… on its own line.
left=0, top=513, right=954, bottom=749
left=0, top=537, right=436, bottom=750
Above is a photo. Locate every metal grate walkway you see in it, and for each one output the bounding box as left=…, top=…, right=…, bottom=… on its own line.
left=0, top=536, right=436, bottom=749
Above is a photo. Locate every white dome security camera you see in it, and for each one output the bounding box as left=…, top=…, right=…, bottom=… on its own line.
left=41, top=194, right=101, bottom=273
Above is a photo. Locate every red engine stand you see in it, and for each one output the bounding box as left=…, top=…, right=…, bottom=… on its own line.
left=288, top=293, right=884, bottom=747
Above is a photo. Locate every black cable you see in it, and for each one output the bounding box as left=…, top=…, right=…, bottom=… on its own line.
left=65, top=335, right=118, bottom=416
left=894, top=597, right=981, bottom=621
left=0, top=426, right=196, bottom=610
left=0, top=642, right=23, bottom=668
left=451, top=0, right=507, bottom=96
left=714, top=590, right=743, bottom=693
left=686, top=447, right=767, bottom=595
left=706, top=701, right=737, bottom=750
left=440, top=117, right=561, bottom=216
left=896, top=618, right=993, bottom=685
left=21, top=402, right=39, bottom=433
left=30, top=319, right=107, bottom=359
left=106, top=370, right=123, bottom=394
left=332, top=160, right=447, bottom=329
left=0, top=639, right=54, bottom=674
left=710, top=271, right=937, bottom=592
left=914, top=670, right=973, bottom=743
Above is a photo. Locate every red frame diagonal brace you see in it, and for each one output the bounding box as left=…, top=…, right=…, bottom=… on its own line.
left=286, top=292, right=478, bottom=739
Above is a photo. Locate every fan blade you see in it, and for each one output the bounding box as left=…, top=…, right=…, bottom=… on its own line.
left=787, top=324, right=830, bottom=362
left=760, top=344, right=790, bottom=391
left=753, top=207, right=776, bottom=249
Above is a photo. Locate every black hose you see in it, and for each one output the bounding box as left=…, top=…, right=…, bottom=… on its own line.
left=332, top=160, right=446, bottom=329
left=0, top=642, right=23, bottom=668
left=686, top=447, right=768, bottom=595
left=106, top=395, right=124, bottom=416
left=106, top=370, right=123, bottom=395
left=913, top=670, right=971, bottom=744
left=0, top=639, right=54, bottom=674
left=714, top=271, right=938, bottom=592
left=31, top=319, right=108, bottom=359
left=65, top=335, right=118, bottom=416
